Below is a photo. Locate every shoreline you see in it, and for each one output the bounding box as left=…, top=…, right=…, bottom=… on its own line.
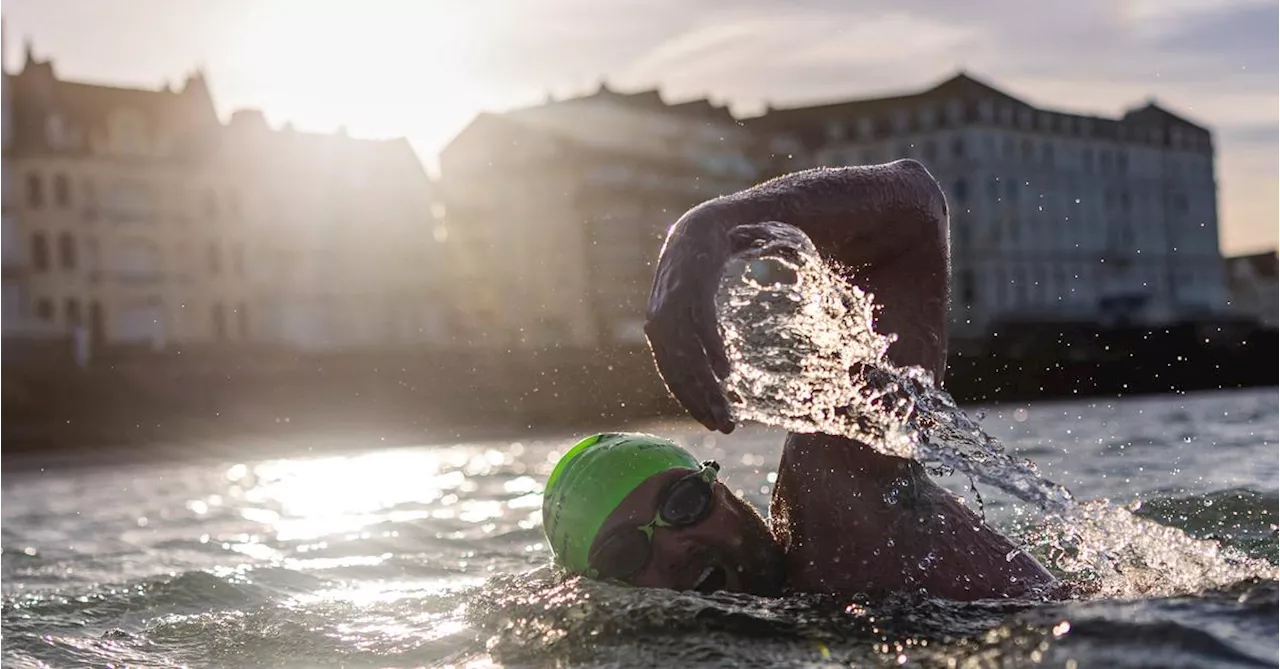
left=5, top=328, right=1275, bottom=469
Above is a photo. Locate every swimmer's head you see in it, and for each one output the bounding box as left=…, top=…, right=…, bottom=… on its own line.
left=542, top=433, right=785, bottom=596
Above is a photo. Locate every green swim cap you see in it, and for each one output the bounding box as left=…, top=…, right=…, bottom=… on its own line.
left=542, top=432, right=700, bottom=574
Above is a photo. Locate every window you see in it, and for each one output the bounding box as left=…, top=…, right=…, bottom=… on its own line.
left=1117, top=152, right=1129, bottom=174
left=236, top=302, right=249, bottom=339
left=212, top=302, right=226, bottom=340
left=953, top=178, right=968, bottom=204
left=208, top=243, right=222, bottom=275
left=982, top=133, right=997, bottom=159
left=26, top=173, right=44, bottom=208
left=32, top=233, right=50, bottom=272
left=58, top=232, right=76, bottom=270
left=1081, top=148, right=1094, bottom=172
left=1006, top=180, right=1019, bottom=203
left=891, top=108, right=909, bottom=132
left=1020, top=139, right=1033, bottom=163
left=855, top=118, right=874, bottom=140
left=951, top=137, right=966, bottom=159
left=54, top=174, right=72, bottom=208
left=946, top=99, right=964, bottom=124
left=1015, top=268, right=1029, bottom=305
left=65, top=298, right=82, bottom=327
left=36, top=298, right=54, bottom=322
left=1042, top=142, right=1055, bottom=167
left=987, top=179, right=1000, bottom=203
left=918, top=106, right=937, bottom=129
left=978, top=100, right=994, bottom=123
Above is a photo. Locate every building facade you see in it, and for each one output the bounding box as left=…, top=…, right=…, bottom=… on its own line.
left=217, top=111, right=445, bottom=352
left=749, top=73, right=1229, bottom=338
left=2, top=45, right=444, bottom=355
left=438, top=84, right=766, bottom=348
left=1225, top=251, right=1278, bottom=328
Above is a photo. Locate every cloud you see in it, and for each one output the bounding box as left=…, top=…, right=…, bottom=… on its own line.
left=438, top=0, right=1277, bottom=250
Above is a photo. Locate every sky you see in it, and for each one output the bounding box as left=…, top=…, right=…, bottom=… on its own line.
left=3, top=0, right=1276, bottom=254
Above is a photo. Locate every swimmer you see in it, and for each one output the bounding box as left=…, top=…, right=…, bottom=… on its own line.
left=542, top=161, right=1055, bottom=600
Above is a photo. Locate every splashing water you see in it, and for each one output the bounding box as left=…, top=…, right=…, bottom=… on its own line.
left=715, top=233, right=1274, bottom=598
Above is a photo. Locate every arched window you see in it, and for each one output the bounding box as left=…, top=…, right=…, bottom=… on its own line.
left=53, top=173, right=72, bottom=208
left=959, top=270, right=976, bottom=307
left=36, top=298, right=54, bottom=321
left=58, top=232, right=77, bottom=270
left=31, top=233, right=50, bottom=272
left=26, top=173, right=44, bottom=208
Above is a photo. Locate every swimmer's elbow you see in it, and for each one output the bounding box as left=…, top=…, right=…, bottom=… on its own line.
left=890, top=158, right=949, bottom=236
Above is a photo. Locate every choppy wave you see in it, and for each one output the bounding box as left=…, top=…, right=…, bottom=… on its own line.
left=467, top=569, right=1277, bottom=668
left=2, top=240, right=1277, bottom=669
left=714, top=235, right=1275, bottom=598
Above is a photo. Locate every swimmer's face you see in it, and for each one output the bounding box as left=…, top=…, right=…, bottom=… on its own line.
left=586, top=467, right=785, bottom=596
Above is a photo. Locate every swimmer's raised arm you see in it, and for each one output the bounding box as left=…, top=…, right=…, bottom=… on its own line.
left=646, top=160, right=951, bottom=433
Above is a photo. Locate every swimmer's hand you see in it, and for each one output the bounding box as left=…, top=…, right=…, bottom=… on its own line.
left=646, top=218, right=817, bottom=434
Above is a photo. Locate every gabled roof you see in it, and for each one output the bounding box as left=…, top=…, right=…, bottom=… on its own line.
left=1121, top=101, right=1209, bottom=134
left=746, top=72, right=1021, bottom=128
left=510, top=81, right=737, bottom=125
left=7, top=49, right=220, bottom=161
left=744, top=70, right=1212, bottom=148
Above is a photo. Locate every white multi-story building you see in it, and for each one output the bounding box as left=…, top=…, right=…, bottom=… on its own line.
left=749, top=73, right=1229, bottom=338
left=2, top=40, right=445, bottom=354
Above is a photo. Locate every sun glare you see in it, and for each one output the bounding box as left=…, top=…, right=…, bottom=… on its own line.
left=228, top=1, right=487, bottom=154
